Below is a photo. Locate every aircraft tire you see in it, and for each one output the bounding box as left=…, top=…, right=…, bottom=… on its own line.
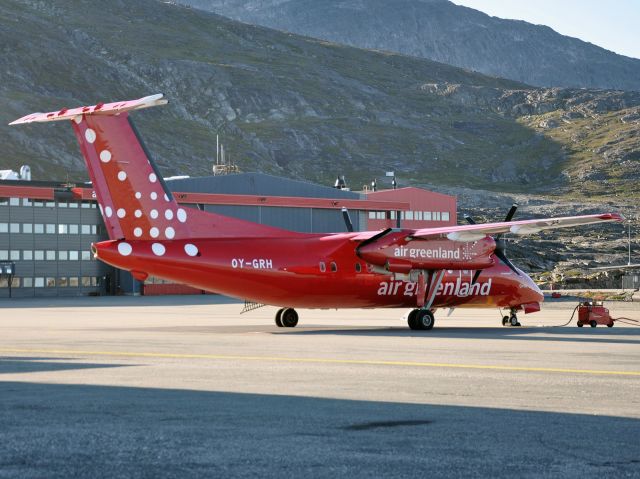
left=502, top=316, right=509, bottom=326
left=416, top=310, right=435, bottom=331
left=281, top=308, right=299, bottom=328
left=607, top=322, right=614, bottom=328
left=407, top=310, right=421, bottom=330
left=590, top=320, right=597, bottom=328
left=275, top=308, right=284, bottom=327
left=510, top=315, right=519, bottom=327
left=577, top=322, right=583, bottom=327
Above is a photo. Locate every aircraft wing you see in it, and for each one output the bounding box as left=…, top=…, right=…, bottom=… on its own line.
left=411, top=213, right=623, bottom=241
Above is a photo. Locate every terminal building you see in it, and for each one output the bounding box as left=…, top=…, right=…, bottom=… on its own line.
left=0, top=172, right=457, bottom=298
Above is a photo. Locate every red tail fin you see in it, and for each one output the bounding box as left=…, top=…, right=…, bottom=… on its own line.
left=10, top=94, right=298, bottom=240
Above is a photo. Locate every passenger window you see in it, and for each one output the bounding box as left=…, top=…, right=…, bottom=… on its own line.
left=355, top=263, right=362, bottom=273
left=330, top=262, right=337, bottom=272
left=319, top=262, right=326, bottom=272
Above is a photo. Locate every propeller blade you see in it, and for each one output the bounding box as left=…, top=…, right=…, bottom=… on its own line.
left=494, top=249, right=520, bottom=276
left=341, top=207, right=354, bottom=232
left=504, top=203, right=518, bottom=222
left=471, top=269, right=482, bottom=285
left=464, top=214, right=476, bottom=225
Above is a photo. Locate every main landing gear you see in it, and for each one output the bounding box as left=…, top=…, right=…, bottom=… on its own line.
left=407, top=309, right=435, bottom=331
left=275, top=307, right=298, bottom=328
left=501, top=309, right=521, bottom=327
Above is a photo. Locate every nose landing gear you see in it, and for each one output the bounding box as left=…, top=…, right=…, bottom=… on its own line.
left=501, top=309, right=521, bottom=327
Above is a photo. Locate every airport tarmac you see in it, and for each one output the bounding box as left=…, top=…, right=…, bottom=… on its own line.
left=1, top=296, right=639, bottom=478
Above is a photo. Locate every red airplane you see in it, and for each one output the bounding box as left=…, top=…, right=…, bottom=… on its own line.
left=10, top=94, right=624, bottom=330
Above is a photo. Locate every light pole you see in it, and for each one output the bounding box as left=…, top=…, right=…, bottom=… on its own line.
left=628, top=220, right=632, bottom=266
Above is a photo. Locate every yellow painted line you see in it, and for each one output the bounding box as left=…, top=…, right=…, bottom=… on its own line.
left=1, top=348, right=639, bottom=377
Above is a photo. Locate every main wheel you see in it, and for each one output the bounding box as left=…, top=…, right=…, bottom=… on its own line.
left=275, top=308, right=284, bottom=327
left=407, top=310, right=421, bottom=330
left=590, top=320, right=597, bottom=328
left=510, top=315, right=519, bottom=327
left=607, top=322, right=614, bottom=328
left=281, top=308, right=299, bottom=328
left=416, top=310, right=435, bottom=331
left=502, top=316, right=509, bottom=326
left=577, top=322, right=583, bottom=327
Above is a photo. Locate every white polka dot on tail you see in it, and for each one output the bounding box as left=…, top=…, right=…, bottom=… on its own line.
left=165, top=210, right=174, bottom=220
left=105, top=206, right=113, bottom=217
left=184, top=244, right=198, bottom=257
left=117, top=171, right=127, bottom=182
left=117, top=208, right=126, bottom=218
left=165, top=227, right=175, bottom=239
left=150, top=192, right=157, bottom=200
left=134, top=210, right=142, bottom=218
left=85, top=128, right=96, bottom=143
left=135, top=192, right=142, bottom=199
left=118, top=242, right=132, bottom=256
left=150, top=227, right=159, bottom=238
left=151, top=243, right=166, bottom=256
left=99, top=150, right=111, bottom=163
left=177, top=209, right=187, bottom=223
left=133, top=227, right=142, bottom=237
left=150, top=209, right=158, bottom=219
left=149, top=173, right=157, bottom=183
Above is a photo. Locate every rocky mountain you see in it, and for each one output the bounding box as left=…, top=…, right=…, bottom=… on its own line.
left=1, top=0, right=639, bottom=205
left=179, top=0, right=640, bottom=92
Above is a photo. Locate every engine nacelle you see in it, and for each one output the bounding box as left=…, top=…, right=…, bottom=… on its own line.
left=357, top=231, right=496, bottom=270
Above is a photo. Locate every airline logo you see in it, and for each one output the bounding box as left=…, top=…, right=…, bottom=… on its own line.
left=393, top=246, right=460, bottom=260
left=377, top=278, right=492, bottom=297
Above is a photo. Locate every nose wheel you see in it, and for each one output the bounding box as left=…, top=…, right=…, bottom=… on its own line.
left=407, top=309, right=435, bottom=331
left=502, top=309, right=521, bottom=327
left=275, top=307, right=298, bottom=328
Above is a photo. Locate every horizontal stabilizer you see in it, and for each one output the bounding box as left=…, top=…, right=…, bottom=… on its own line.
left=9, top=94, right=167, bottom=125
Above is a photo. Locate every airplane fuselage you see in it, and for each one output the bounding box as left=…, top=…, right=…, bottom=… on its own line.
left=93, top=231, right=544, bottom=311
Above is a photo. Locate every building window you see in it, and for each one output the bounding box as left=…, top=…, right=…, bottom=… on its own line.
left=45, top=224, right=55, bottom=234
left=91, top=225, right=97, bottom=235
left=390, top=211, right=396, bottom=220
left=81, top=225, right=91, bottom=235
left=69, top=224, right=79, bottom=235
left=0, top=198, right=8, bottom=206
left=10, top=250, right=20, bottom=261
left=0, top=223, right=7, bottom=233
left=0, top=251, right=8, bottom=260
left=405, top=211, right=414, bottom=220
left=69, top=202, right=79, bottom=209
left=442, top=212, right=450, bottom=221
left=34, top=224, right=44, bottom=234
left=59, top=277, right=68, bottom=288
left=69, top=277, right=79, bottom=287
left=45, top=201, right=55, bottom=208
left=46, top=250, right=56, bottom=261
left=69, top=251, right=79, bottom=261
left=415, top=211, right=422, bottom=221
left=23, top=223, right=33, bottom=234
left=23, top=250, right=33, bottom=261
left=23, top=277, right=33, bottom=288
left=368, top=211, right=376, bottom=219
left=9, top=197, right=20, bottom=206
left=9, top=223, right=19, bottom=233
left=424, top=212, right=431, bottom=220
left=34, top=200, right=43, bottom=207
left=81, top=251, right=91, bottom=261
left=59, top=251, right=68, bottom=261
left=319, top=262, right=326, bottom=272
left=58, top=201, right=68, bottom=208
left=58, top=224, right=68, bottom=234
left=22, top=198, right=32, bottom=207
left=81, top=277, right=91, bottom=287
left=433, top=212, right=441, bottom=221
left=34, top=251, right=44, bottom=261
left=81, top=202, right=90, bottom=209
left=34, top=277, right=44, bottom=288
left=46, top=277, right=56, bottom=288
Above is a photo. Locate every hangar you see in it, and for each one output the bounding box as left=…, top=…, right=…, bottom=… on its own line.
left=0, top=172, right=457, bottom=298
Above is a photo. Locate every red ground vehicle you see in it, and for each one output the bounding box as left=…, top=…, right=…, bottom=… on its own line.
left=577, top=301, right=614, bottom=328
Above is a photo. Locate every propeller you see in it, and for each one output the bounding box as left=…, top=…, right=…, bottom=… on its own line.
left=466, top=204, right=520, bottom=283
left=341, top=207, right=354, bottom=232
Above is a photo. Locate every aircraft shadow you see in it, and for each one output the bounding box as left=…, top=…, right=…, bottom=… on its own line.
left=274, top=326, right=640, bottom=345
left=0, top=357, right=131, bottom=375
left=0, top=381, right=638, bottom=478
